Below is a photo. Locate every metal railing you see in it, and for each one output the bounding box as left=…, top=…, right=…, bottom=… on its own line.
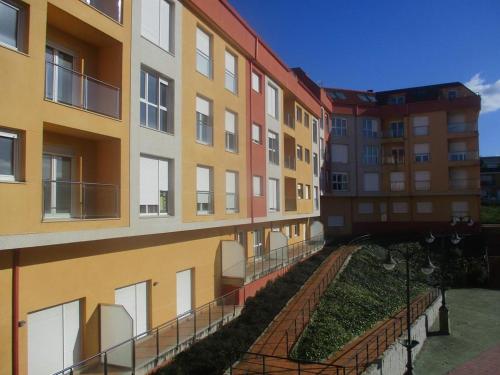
left=448, top=151, right=479, bottom=162
left=449, top=178, right=480, bottom=191
left=414, top=153, right=431, bottom=163
left=226, top=193, right=239, bottom=213
left=196, top=118, right=213, bottom=145
left=45, top=61, right=120, bottom=119
left=197, top=191, right=214, bottom=214
left=447, top=122, right=477, bottom=134
left=284, top=155, right=296, bottom=170
left=53, top=289, right=243, bottom=375
left=335, top=289, right=439, bottom=375
left=241, top=235, right=325, bottom=283
left=225, top=70, right=237, bottom=93
left=225, top=131, right=238, bottom=152
left=82, top=0, right=122, bottom=23
left=382, top=156, right=405, bottom=165
left=196, top=49, right=212, bottom=77
left=42, top=180, right=119, bottom=220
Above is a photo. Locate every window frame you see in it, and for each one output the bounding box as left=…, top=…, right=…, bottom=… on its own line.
left=363, top=145, right=379, bottom=165
left=195, top=27, right=212, bottom=78
left=296, top=145, right=303, bottom=161
left=140, top=68, right=172, bottom=134
left=224, top=109, right=238, bottom=153
left=224, top=49, right=238, bottom=94
left=0, top=0, right=25, bottom=52
left=195, top=95, right=213, bottom=146
left=332, top=173, right=348, bottom=191
left=196, top=165, right=213, bottom=215
left=252, top=123, right=262, bottom=144
left=225, top=170, right=239, bottom=213
left=253, top=175, right=263, bottom=197
left=139, top=155, right=171, bottom=217
left=297, top=183, right=304, bottom=199
left=251, top=71, right=261, bottom=93
left=268, top=130, right=279, bottom=165
left=266, top=83, right=278, bottom=119
left=0, top=129, right=20, bottom=182
left=140, top=0, right=174, bottom=53
left=332, top=117, right=347, bottom=137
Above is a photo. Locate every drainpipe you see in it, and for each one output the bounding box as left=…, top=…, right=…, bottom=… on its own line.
left=12, top=250, right=19, bottom=375
left=249, top=59, right=255, bottom=224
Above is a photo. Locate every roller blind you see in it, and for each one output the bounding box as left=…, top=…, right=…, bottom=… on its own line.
left=225, top=111, right=236, bottom=133
left=449, top=142, right=466, bottom=152
left=140, top=156, right=159, bottom=205
left=267, top=84, right=277, bottom=117
left=226, top=171, right=236, bottom=193
left=196, top=28, right=210, bottom=55
left=253, top=176, right=261, bottom=196
left=225, top=51, right=235, bottom=74
left=413, top=116, right=428, bottom=126
left=141, top=0, right=159, bottom=43
left=196, top=96, right=209, bottom=116
left=390, top=172, right=405, bottom=182
left=415, top=171, right=430, bottom=181
left=331, top=144, right=348, bottom=163
left=252, top=124, right=261, bottom=142
left=414, top=143, right=429, bottom=153
left=363, top=173, right=379, bottom=191
left=268, top=178, right=278, bottom=208
left=197, top=166, right=210, bottom=191
left=358, top=202, right=374, bottom=214
left=159, top=159, right=169, bottom=191
left=159, top=0, right=171, bottom=51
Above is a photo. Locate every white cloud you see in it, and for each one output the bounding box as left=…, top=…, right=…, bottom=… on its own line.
left=465, top=73, right=500, bottom=114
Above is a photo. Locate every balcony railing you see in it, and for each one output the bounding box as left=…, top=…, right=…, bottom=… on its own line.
left=285, top=197, right=297, bottom=211
left=449, top=178, right=480, bottom=191
left=415, top=180, right=431, bottom=191
left=414, top=153, right=431, bottom=163
left=383, top=156, right=405, bottom=165
left=225, top=193, right=239, bottom=213
left=82, top=0, right=122, bottom=23
left=390, top=181, right=406, bottom=192
left=42, top=181, right=119, bottom=220
left=448, top=151, right=479, bottom=162
left=196, top=118, right=213, bottom=145
left=448, top=122, right=477, bottom=134
left=45, top=61, right=120, bottom=119
left=53, top=288, right=243, bottom=375
left=284, top=155, right=296, bottom=170
left=225, top=131, right=238, bottom=153
left=196, top=191, right=214, bottom=214
left=238, top=235, right=324, bottom=283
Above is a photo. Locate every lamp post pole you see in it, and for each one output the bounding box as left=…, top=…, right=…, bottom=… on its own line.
left=404, top=251, right=413, bottom=375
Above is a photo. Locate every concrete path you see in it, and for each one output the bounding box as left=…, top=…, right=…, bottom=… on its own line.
left=414, top=288, right=500, bottom=375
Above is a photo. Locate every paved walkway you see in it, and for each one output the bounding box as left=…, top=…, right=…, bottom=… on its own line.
left=414, top=288, right=500, bottom=375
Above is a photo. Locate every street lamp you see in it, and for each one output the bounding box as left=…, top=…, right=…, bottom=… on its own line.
left=382, top=246, right=435, bottom=375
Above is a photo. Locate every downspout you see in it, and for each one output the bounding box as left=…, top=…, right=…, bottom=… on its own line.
left=12, top=250, right=19, bottom=375
left=248, top=37, right=259, bottom=224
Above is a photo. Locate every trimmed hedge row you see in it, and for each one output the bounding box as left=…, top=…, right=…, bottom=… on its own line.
left=292, top=244, right=428, bottom=361
left=158, top=247, right=334, bottom=375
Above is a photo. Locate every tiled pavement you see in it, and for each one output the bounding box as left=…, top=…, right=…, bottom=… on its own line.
left=449, top=344, right=500, bottom=375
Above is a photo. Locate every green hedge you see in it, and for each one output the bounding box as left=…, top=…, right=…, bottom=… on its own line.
left=292, top=244, right=428, bottom=361
left=481, top=205, right=500, bottom=224
left=158, top=247, right=334, bottom=375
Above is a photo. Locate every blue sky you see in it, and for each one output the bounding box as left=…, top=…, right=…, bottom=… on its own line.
left=230, top=0, right=500, bottom=156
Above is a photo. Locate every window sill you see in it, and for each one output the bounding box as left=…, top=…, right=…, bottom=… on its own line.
left=0, top=179, right=26, bottom=185
left=225, top=149, right=238, bottom=154
left=139, top=214, right=172, bottom=219
left=140, top=35, right=175, bottom=57
left=42, top=217, right=121, bottom=222
left=140, top=124, right=175, bottom=136
left=196, top=140, right=213, bottom=147
left=196, top=212, right=214, bottom=216
left=0, top=42, right=29, bottom=56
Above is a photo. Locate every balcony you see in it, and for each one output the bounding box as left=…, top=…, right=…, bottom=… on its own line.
left=449, top=178, right=480, bottom=191
left=82, top=0, right=122, bottom=23
left=448, top=151, right=479, bottom=162
left=45, top=61, right=120, bottom=119
left=448, top=122, right=478, bottom=134
left=42, top=181, right=119, bottom=220
left=197, top=191, right=214, bottom=215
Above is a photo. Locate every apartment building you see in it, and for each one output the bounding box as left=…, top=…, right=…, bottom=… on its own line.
left=481, top=156, right=500, bottom=204
left=0, top=1, right=324, bottom=374
left=321, top=83, right=481, bottom=235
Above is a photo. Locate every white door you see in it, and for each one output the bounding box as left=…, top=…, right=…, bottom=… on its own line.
left=115, top=281, right=148, bottom=337
left=28, top=300, right=81, bottom=375
left=176, top=269, right=192, bottom=316
left=45, top=46, right=75, bottom=105
left=43, top=153, right=72, bottom=218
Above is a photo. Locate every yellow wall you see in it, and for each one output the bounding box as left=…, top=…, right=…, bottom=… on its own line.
left=181, top=9, right=248, bottom=223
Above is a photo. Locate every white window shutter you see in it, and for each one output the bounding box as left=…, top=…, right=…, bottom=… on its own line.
left=225, top=51, right=235, bottom=74
left=253, top=176, right=261, bottom=196
left=196, top=167, right=210, bottom=191
left=413, top=116, right=429, bottom=126
left=252, top=124, right=260, bottom=142
left=225, top=111, right=236, bottom=133
left=196, top=96, right=209, bottom=116
left=196, top=28, right=210, bottom=56
left=159, top=0, right=171, bottom=51
left=252, top=72, right=260, bottom=91
left=226, top=172, right=236, bottom=193
left=141, top=0, right=160, bottom=44
left=159, top=159, right=169, bottom=191
left=267, top=85, right=277, bottom=116
left=414, top=143, right=429, bottom=153
left=140, top=156, right=159, bottom=205
left=268, top=179, right=277, bottom=208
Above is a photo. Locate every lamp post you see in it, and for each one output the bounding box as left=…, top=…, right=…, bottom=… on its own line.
left=383, top=245, right=435, bottom=375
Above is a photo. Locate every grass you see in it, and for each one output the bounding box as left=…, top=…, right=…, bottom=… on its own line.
left=291, top=244, right=429, bottom=362
left=481, top=205, right=500, bottom=224
left=157, top=247, right=335, bottom=375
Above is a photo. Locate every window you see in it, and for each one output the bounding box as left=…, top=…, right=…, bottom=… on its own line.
left=328, top=216, right=344, bottom=227
left=225, top=110, right=238, bottom=152
left=296, top=107, right=302, bottom=123
left=390, top=121, right=404, bottom=137
left=415, top=171, right=430, bottom=191
left=284, top=225, right=290, bottom=238
left=251, top=71, right=261, bottom=92
left=296, top=145, right=303, bottom=161
left=392, top=202, right=408, bottom=214
left=196, top=96, right=212, bottom=145
left=414, top=143, right=430, bottom=162
left=313, top=119, right=318, bottom=143
left=388, top=95, right=405, bottom=105
left=224, top=50, right=237, bottom=93
left=448, top=90, right=457, bottom=100
left=196, top=27, right=211, bottom=77
left=332, top=118, right=347, bottom=137
left=452, top=201, right=469, bottom=218
left=413, top=116, right=429, bottom=136
left=0, top=0, right=27, bottom=52
left=363, top=145, right=379, bottom=165
left=252, top=123, right=261, bottom=144
left=225, top=171, right=238, bottom=213
left=253, top=175, right=262, bottom=196
left=363, top=119, right=378, bottom=138
left=196, top=166, right=213, bottom=214
left=267, top=84, right=278, bottom=118
left=314, top=186, right=319, bottom=210
left=304, top=148, right=310, bottom=164
left=297, top=183, right=304, bottom=199
left=140, top=156, right=170, bottom=216
left=0, top=129, right=19, bottom=181
left=140, top=69, right=172, bottom=133
left=313, top=153, right=319, bottom=177
left=363, top=173, right=380, bottom=192
left=390, top=172, right=405, bottom=191
left=332, top=173, right=348, bottom=191
left=358, top=202, right=374, bottom=214
left=305, top=184, right=311, bottom=199
left=449, top=141, right=467, bottom=161
left=417, top=201, right=433, bottom=214
left=331, top=144, right=348, bottom=163
left=304, top=113, right=310, bottom=128
left=141, top=0, right=173, bottom=52
left=268, top=178, right=279, bottom=212
left=294, top=223, right=300, bottom=237
left=253, top=229, right=264, bottom=257
left=268, top=131, right=279, bottom=165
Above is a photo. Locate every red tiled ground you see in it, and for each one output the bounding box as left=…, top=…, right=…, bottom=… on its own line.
left=449, top=345, right=500, bottom=375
